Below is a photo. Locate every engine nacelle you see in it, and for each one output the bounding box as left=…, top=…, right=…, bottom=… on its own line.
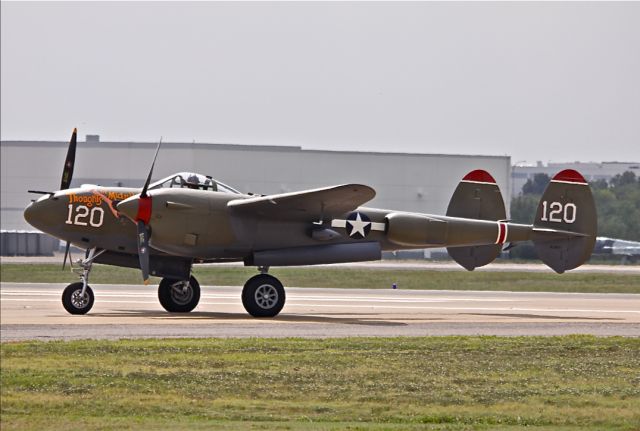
left=248, top=242, right=381, bottom=266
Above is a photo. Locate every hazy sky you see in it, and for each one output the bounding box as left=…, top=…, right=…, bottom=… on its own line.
left=2, top=2, right=639, bottom=163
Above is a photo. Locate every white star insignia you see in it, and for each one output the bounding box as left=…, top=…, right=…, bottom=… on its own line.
left=347, top=213, right=371, bottom=237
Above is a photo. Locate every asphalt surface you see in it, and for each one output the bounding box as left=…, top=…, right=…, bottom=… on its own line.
left=2, top=283, right=639, bottom=340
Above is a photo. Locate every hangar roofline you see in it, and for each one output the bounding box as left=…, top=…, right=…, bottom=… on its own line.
left=0, top=139, right=509, bottom=160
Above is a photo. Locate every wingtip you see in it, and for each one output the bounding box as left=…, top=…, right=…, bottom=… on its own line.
left=72, top=127, right=77, bottom=134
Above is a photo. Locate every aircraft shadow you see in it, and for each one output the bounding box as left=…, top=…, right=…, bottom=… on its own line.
left=89, top=310, right=409, bottom=326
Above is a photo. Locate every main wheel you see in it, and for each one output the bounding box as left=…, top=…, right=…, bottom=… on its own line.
left=62, top=282, right=94, bottom=315
left=242, top=274, right=285, bottom=318
left=158, top=276, right=200, bottom=312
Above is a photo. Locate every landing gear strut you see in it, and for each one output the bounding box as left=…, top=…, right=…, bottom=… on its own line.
left=62, top=247, right=105, bottom=315
left=158, top=276, right=201, bottom=312
left=242, top=273, right=285, bottom=318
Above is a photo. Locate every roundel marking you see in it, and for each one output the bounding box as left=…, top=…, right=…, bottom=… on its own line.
left=346, top=212, right=372, bottom=239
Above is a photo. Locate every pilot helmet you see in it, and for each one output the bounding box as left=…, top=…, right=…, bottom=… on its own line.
left=185, top=173, right=201, bottom=189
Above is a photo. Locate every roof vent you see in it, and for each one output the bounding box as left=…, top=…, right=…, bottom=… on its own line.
left=86, top=135, right=100, bottom=143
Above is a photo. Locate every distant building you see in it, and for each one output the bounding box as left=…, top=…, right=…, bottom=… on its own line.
left=511, top=161, right=640, bottom=197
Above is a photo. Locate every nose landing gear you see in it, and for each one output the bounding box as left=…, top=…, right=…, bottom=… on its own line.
left=62, top=247, right=105, bottom=315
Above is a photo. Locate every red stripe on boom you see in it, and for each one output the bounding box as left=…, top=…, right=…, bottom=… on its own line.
left=496, top=222, right=507, bottom=244
left=462, top=170, right=496, bottom=183
left=552, top=169, right=587, bottom=184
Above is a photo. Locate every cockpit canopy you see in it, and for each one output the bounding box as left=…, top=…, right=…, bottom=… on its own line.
left=150, top=172, right=240, bottom=194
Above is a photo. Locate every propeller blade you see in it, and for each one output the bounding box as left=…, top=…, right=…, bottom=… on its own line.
left=62, top=241, right=70, bottom=270
left=137, top=220, right=151, bottom=284
left=60, top=128, right=78, bottom=190
left=140, top=138, right=162, bottom=198
left=132, top=140, right=161, bottom=283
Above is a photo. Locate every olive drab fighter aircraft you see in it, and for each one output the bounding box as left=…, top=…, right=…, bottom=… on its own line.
left=24, top=129, right=598, bottom=317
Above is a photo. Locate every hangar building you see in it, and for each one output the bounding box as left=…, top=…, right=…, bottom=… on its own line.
left=1, top=137, right=511, bottom=254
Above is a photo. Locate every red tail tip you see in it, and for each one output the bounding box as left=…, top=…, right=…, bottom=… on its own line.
left=462, top=170, right=496, bottom=184
left=552, top=169, right=587, bottom=184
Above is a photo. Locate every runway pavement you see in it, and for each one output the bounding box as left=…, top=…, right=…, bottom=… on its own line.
left=2, top=282, right=639, bottom=340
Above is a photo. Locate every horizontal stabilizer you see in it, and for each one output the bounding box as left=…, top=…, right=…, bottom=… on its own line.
left=532, top=227, right=589, bottom=239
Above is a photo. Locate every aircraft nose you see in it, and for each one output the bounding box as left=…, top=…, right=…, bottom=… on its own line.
left=23, top=199, right=46, bottom=231
left=116, top=195, right=139, bottom=221
left=23, top=202, right=37, bottom=225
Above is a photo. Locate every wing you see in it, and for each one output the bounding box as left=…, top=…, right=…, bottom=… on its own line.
left=227, top=184, right=376, bottom=221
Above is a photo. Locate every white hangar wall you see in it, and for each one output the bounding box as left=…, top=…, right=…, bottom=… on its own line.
left=1, top=140, right=511, bottom=231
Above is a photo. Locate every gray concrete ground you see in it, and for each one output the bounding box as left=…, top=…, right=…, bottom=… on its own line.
left=2, top=283, right=638, bottom=340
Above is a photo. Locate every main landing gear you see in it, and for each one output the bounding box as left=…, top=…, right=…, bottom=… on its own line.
left=155, top=269, right=286, bottom=317
left=155, top=266, right=287, bottom=318
left=241, top=268, right=286, bottom=318
left=158, top=276, right=201, bottom=313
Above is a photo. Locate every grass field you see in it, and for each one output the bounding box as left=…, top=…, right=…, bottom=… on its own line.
left=1, top=263, right=639, bottom=294
left=1, top=336, right=639, bottom=430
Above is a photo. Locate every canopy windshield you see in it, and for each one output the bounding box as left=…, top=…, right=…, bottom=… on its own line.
left=150, top=172, right=240, bottom=194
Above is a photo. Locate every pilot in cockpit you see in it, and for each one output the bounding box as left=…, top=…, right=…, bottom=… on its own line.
left=159, top=172, right=227, bottom=192
left=184, top=174, right=201, bottom=189
left=178, top=173, right=216, bottom=191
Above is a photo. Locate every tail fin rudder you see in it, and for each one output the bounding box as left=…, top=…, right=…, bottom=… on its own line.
left=533, top=169, right=597, bottom=273
left=446, top=170, right=506, bottom=270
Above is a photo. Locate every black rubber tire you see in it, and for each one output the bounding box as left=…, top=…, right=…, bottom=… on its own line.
left=158, top=276, right=200, bottom=313
left=242, top=274, right=285, bottom=318
left=62, top=282, right=94, bottom=315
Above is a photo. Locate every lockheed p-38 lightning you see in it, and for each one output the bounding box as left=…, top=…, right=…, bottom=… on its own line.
left=24, top=129, right=597, bottom=317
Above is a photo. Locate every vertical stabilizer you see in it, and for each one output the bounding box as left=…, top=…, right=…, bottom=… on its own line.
left=533, top=169, right=597, bottom=273
left=446, top=170, right=506, bottom=270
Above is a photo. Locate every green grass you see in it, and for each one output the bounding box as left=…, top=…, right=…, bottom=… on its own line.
left=1, top=263, right=640, bottom=293
left=1, top=336, right=639, bottom=430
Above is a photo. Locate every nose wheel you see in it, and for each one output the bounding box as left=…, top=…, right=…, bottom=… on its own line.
left=242, top=274, right=286, bottom=317
left=62, top=282, right=95, bottom=314
left=158, top=276, right=201, bottom=312
left=61, top=247, right=104, bottom=315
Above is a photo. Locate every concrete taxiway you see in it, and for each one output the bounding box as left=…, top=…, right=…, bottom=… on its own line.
left=1, top=283, right=639, bottom=340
